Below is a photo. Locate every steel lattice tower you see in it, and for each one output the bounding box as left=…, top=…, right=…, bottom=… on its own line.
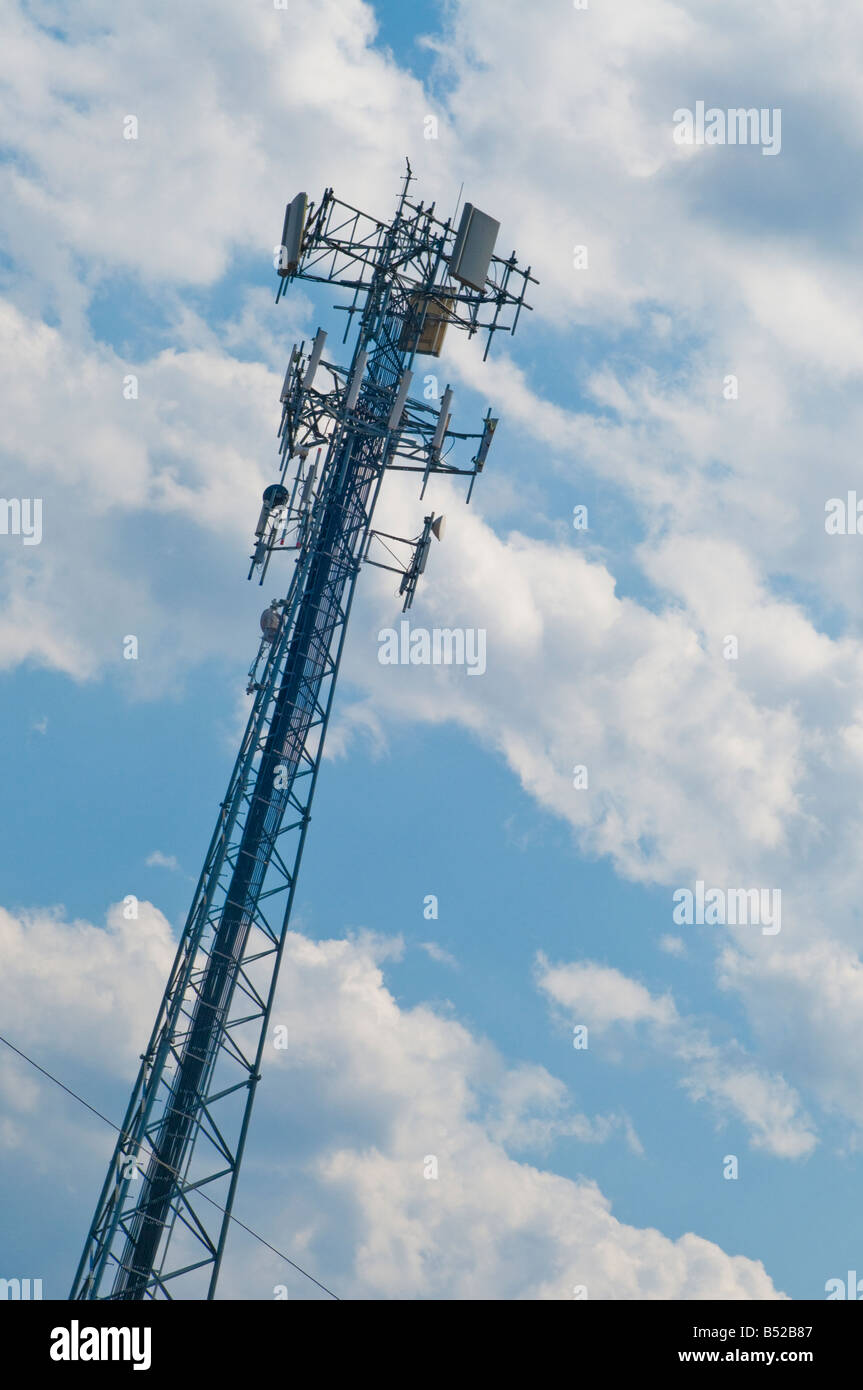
left=71, top=163, right=535, bottom=1300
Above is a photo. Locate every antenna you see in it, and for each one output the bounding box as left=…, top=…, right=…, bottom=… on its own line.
left=452, top=180, right=465, bottom=229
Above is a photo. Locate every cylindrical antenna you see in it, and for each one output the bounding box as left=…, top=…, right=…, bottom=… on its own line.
left=301, top=329, right=327, bottom=391
left=387, top=369, right=413, bottom=429
left=345, top=349, right=368, bottom=410
left=431, top=385, right=453, bottom=454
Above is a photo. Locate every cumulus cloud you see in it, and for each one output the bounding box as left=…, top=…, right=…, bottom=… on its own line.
left=226, top=932, right=784, bottom=1298
left=330, top=462, right=863, bottom=1142
left=536, top=955, right=816, bottom=1159
left=0, top=0, right=428, bottom=302
left=0, top=906, right=783, bottom=1299
left=0, top=900, right=176, bottom=1074
left=718, top=941, right=863, bottom=1126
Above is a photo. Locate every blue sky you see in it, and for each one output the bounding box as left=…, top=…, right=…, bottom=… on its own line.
left=2, top=0, right=863, bottom=1301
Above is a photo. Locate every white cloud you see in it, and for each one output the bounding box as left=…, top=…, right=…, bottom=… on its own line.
left=718, top=941, right=863, bottom=1125
left=145, top=850, right=180, bottom=871
left=230, top=932, right=784, bottom=1299
left=660, top=935, right=687, bottom=957
left=0, top=905, right=784, bottom=1299
left=418, top=940, right=459, bottom=970
left=0, top=900, right=175, bottom=1075
left=486, top=1063, right=644, bottom=1156
left=536, top=955, right=816, bottom=1160
left=537, top=955, right=677, bottom=1031
left=0, top=297, right=286, bottom=690
left=0, top=0, right=429, bottom=302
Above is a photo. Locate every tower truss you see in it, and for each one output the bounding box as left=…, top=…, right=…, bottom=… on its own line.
left=71, top=163, right=535, bottom=1300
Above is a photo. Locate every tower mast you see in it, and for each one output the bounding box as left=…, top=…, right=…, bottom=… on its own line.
left=71, top=165, right=535, bottom=1300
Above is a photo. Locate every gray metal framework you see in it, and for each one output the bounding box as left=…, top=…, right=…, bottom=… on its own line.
left=70, top=162, right=535, bottom=1300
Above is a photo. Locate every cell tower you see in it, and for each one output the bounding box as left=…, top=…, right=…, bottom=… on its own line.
left=71, top=162, right=535, bottom=1300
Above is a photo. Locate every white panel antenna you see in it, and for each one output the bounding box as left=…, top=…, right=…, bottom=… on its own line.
left=449, top=203, right=500, bottom=292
